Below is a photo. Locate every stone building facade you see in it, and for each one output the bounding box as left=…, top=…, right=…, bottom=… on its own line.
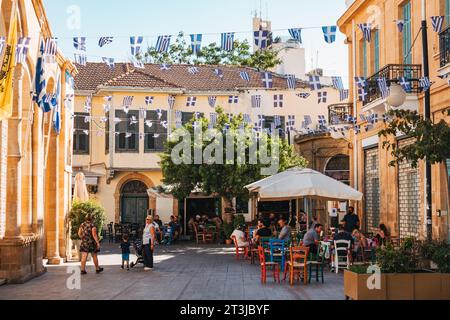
left=0, top=0, right=76, bottom=283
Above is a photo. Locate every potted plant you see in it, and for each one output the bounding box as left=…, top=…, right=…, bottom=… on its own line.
left=68, top=200, right=106, bottom=261
left=223, top=222, right=234, bottom=245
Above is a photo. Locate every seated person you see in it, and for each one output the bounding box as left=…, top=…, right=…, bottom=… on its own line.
left=154, top=215, right=164, bottom=242
left=252, top=218, right=272, bottom=244
left=278, top=218, right=291, bottom=242
left=302, top=224, right=323, bottom=254
left=352, top=229, right=367, bottom=258
left=331, top=225, right=354, bottom=271
left=168, top=215, right=181, bottom=240
left=375, top=223, right=390, bottom=248
left=231, top=225, right=249, bottom=248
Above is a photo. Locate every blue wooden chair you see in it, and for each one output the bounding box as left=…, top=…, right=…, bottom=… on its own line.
left=269, top=239, right=286, bottom=273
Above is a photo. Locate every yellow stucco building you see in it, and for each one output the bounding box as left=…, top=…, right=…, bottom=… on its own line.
left=338, top=0, right=450, bottom=241
left=0, top=0, right=76, bottom=283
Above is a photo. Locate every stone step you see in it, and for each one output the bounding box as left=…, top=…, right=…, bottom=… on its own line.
left=0, top=279, right=6, bottom=286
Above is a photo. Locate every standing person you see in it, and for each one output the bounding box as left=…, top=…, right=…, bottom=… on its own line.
left=302, top=224, right=323, bottom=254
left=278, top=218, right=291, bottom=242
left=78, top=214, right=104, bottom=275
left=341, top=206, right=360, bottom=233
left=120, top=234, right=131, bottom=271
left=142, top=216, right=156, bottom=271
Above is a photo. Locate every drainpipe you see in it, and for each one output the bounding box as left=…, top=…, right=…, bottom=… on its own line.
left=352, top=19, right=359, bottom=215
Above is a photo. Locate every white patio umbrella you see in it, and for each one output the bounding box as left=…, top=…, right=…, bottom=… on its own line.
left=73, top=172, right=90, bottom=202
left=246, top=168, right=363, bottom=201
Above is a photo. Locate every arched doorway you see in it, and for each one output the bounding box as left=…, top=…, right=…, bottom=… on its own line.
left=120, top=180, right=149, bottom=224
left=325, top=154, right=350, bottom=185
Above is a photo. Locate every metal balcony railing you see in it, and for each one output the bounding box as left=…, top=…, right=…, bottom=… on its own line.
left=440, top=26, right=450, bottom=68
left=328, top=103, right=354, bottom=125
left=364, top=64, right=422, bottom=106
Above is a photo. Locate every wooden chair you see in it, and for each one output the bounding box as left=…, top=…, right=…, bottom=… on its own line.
left=193, top=223, right=206, bottom=244
left=269, top=239, right=286, bottom=273
left=283, top=246, right=310, bottom=285
left=231, top=235, right=249, bottom=261
left=334, top=240, right=351, bottom=273
left=258, top=246, right=280, bottom=284
left=308, top=242, right=328, bottom=284
left=114, top=223, right=123, bottom=243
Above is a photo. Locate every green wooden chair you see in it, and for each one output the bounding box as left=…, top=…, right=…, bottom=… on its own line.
left=308, top=241, right=329, bottom=284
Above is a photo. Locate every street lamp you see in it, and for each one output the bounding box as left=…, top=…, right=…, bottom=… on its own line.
left=387, top=83, right=407, bottom=108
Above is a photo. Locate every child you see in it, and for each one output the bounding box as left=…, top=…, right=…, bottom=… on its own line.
left=120, top=234, right=131, bottom=270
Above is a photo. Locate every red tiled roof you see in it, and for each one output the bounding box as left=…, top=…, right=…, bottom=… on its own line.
left=74, top=62, right=309, bottom=92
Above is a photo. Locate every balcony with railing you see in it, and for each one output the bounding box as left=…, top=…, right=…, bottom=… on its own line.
left=439, top=26, right=450, bottom=77
left=328, top=103, right=354, bottom=125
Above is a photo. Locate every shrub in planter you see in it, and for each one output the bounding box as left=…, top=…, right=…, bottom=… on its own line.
left=432, top=246, right=450, bottom=273
left=69, top=200, right=107, bottom=241
left=376, top=243, right=418, bottom=274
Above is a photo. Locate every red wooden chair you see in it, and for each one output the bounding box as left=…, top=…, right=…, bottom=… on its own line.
left=258, top=246, right=280, bottom=284
left=283, top=246, right=310, bottom=285
left=231, top=235, right=249, bottom=261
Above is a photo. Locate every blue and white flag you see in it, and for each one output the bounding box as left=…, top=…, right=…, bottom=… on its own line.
left=369, top=113, right=379, bottom=125
left=228, top=95, right=238, bottom=104
left=43, top=38, right=58, bottom=63
left=208, top=96, right=217, bottom=108
left=15, top=37, right=31, bottom=64
left=132, top=57, right=144, bottom=69
left=296, top=92, right=310, bottom=99
left=358, top=23, right=372, bottom=42
left=262, top=72, right=273, bottom=89
left=155, top=35, right=171, bottom=53
left=210, top=112, right=217, bottom=126
left=302, top=115, right=312, bottom=128
left=274, top=115, right=281, bottom=127
left=123, top=96, right=134, bottom=107
left=431, top=16, right=445, bottom=33
left=130, top=36, right=144, bottom=56
left=419, top=76, right=432, bottom=91
left=322, top=26, right=337, bottom=44
left=398, top=77, right=411, bottom=92
left=186, top=96, right=197, bottom=107
left=73, top=37, right=86, bottom=51
left=0, top=37, right=5, bottom=56
left=318, top=91, right=327, bottom=104
left=243, top=114, right=251, bottom=124
left=160, top=63, right=171, bottom=71
left=187, top=66, right=199, bottom=75
left=273, top=94, right=283, bottom=108
left=102, top=57, right=115, bottom=70
left=168, top=95, right=176, bottom=109
left=64, top=71, right=75, bottom=110
left=309, top=75, right=322, bottom=91
left=84, top=96, right=92, bottom=113
left=214, top=68, right=224, bottom=79
left=377, top=77, right=389, bottom=99
left=318, top=115, right=327, bottom=126
left=354, top=77, right=367, bottom=88
left=98, top=36, right=113, bottom=47
left=175, top=111, right=182, bottom=119
left=34, top=40, right=51, bottom=112
left=145, top=96, right=154, bottom=106
left=396, top=20, right=404, bottom=33
left=239, top=71, right=250, bottom=81
left=359, top=114, right=367, bottom=122
left=332, top=76, right=344, bottom=91
left=139, top=106, right=147, bottom=119
left=287, top=115, right=296, bottom=132
left=286, top=74, right=296, bottom=89
left=190, top=34, right=202, bottom=55
left=74, top=53, right=87, bottom=66
left=156, top=108, right=163, bottom=120
left=354, top=125, right=361, bottom=135
left=254, top=29, right=270, bottom=49
left=340, top=89, right=349, bottom=101
left=221, top=32, right=235, bottom=51
left=251, top=95, right=262, bottom=108
left=358, top=88, right=368, bottom=102
left=288, top=28, right=302, bottom=43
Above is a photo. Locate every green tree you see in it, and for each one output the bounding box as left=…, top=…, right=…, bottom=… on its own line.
left=160, top=108, right=307, bottom=209
left=141, top=32, right=281, bottom=71
left=378, top=109, right=450, bottom=167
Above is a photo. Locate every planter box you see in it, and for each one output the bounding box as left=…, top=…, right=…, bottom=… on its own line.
left=345, top=270, right=450, bottom=300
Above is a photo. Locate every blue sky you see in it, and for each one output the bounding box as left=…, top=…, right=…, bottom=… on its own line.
left=43, top=0, right=349, bottom=78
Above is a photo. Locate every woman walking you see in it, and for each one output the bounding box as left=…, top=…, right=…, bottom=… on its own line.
left=143, top=215, right=156, bottom=271
left=78, top=213, right=104, bottom=275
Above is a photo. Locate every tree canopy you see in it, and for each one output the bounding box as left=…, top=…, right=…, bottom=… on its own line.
left=140, top=32, right=282, bottom=71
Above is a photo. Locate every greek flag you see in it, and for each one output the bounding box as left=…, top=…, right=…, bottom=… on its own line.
left=139, top=106, right=147, bottom=119
left=340, top=89, right=349, bottom=101
left=208, top=96, right=217, bottom=108
left=155, top=35, right=171, bottom=53
left=369, top=113, right=379, bottom=124
left=175, top=111, right=182, bottom=119
left=0, top=37, right=5, bottom=56
left=302, top=115, right=312, bottom=128
left=168, top=95, right=176, bottom=109
left=240, top=71, right=250, bottom=81
left=398, top=77, right=411, bottom=92
left=322, top=26, right=337, bottom=44
left=251, top=95, right=262, bottom=108
left=359, top=114, right=367, bottom=122
left=214, top=68, right=224, bottom=79
left=358, top=23, right=372, bottom=42
left=274, top=115, right=281, bottom=127
left=273, top=94, right=283, bottom=108
left=382, top=113, right=392, bottom=123
left=145, top=96, right=154, bottom=106
left=318, top=115, right=327, bottom=126
left=43, top=38, right=58, bottom=63
left=254, top=29, right=269, bottom=49
left=287, top=115, right=296, bottom=132
left=354, top=125, right=361, bottom=135
left=419, top=76, right=432, bottom=91
left=309, top=75, right=322, bottom=91
left=221, top=32, right=235, bottom=51
left=354, top=77, right=367, bottom=88
left=187, top=66, right=199, bottom=75
left=296, top=92, right=310, bottom=99
left=210, top=113, right=217, bottom=126
left=34, top=41, right=50, bottom=112
left=228, top=96, right=238, bottom=104
left=84, top=96, right=92, bottom=113
left=99, top=36, right=113, bottom=47
left=160, top=121, right=168, bottom=129
left=332, top=76, right=344, bottom=90
left=431, top=16, right=445, bottom=33
left=286, top=74, right=296, bottom=89
left=262, top=72, right=273, bottom=89
left=396, top=20, right=404, bottom=33
left=288, top=28, right=302, bottom=43
left=318, top=91, right=327, bottom=104
left=377, top=77, right=389, bottom=99
left=132, top=57, right=144, bottom=69
left=130, top=36, right=144, bottom=56
left=73, top=37, right=86, bottom=51
left=186, top=96, right=197, bottom=107
left=243, top=114, right=251, bottom=124
left=358, top=88, right=368, bottom=102
left=74, top=53, right=87, bottom=66
left=190, top=34, right=202, bottom=55
left=123, top=96, right=134, bottom=107
left=160, top=63, right=171, bottom=71
left=102, top=57, right=115, bottom=70
left=156, top=108, right=163, bottom=120
left=16, top=37, right=31, bottom=64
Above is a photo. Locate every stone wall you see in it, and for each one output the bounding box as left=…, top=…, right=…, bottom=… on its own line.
left=364, top=147, right=380, bottom=235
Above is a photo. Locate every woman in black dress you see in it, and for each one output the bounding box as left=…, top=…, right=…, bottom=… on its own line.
left=78, top=213, right=104, bottom=275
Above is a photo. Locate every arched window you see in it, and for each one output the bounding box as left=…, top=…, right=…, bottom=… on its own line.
left=325, top=154, right=350, bottom=185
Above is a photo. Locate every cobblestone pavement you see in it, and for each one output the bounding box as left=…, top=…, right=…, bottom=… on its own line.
left=0, top=243, right=344, bottom=300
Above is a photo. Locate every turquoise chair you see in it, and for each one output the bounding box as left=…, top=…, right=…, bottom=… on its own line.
left=269, top=239, right=286, bottom=273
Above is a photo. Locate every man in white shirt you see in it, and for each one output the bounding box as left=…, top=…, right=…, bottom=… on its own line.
left=231, top=226, right=249, bottom=248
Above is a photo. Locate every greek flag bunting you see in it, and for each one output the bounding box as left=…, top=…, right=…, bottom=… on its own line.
left=354, top=125, right=361, bottom=135
left=274, top=115, right=281, bottom=127
left=254, top=29, right=270, bottom=49
left=130, top=36, right=144, bottom=56
left=187, top=66, right=199, bottom=75
left=102, top=57, right=115, bottom=70
left=340, top=89, right=349, bottom=102
left=239, top=71, right=250, bottom=81
left=286, top=74, right=296, bottom=89
left=273, top=94, right=283, bottom=108
left=84, top=96, right=92, bottom=113
left=398, top=77, right=411, bottom=92
left=210, top=113, right=217, bottom=126
left=331, top=76, right=344, bottom=91
left=132, top=58, right=144, bottom=69
left=74, top=53, right=87, bottom=66
left=358, top=23, right=372, bottom=42
left=123, top=96, right=134, bottom=107
left=419, top=76, right=432, bottom=91
left=228, top=96, right=238, bottom=104
left=98, top=37, right=113, bottom=47
left=130, top=115, right=138, bottom=125
left=168, top=95, right=176, bottom=109
left=160, top=63, right=171, bottom=71
left=318, top=91, right=327, bottom=104
left=287, top=115, right=296, bottom=132
left=73, top=37, right=86, bottom=51
left=318, top=115, right=327, bottom=126
left=369, top=113, right=379, bottom=125
left=262, top=72, right=273, bottom=89
left=15, top=37, right=31, bottom=64
left=221, top=32, right=235, bottom=51
left=251, top=95, right=262, bottom=108
left=145, top=96, right=154, bottom=106
left=156, top=108, right=163, bottom=120
left=396, top=20, right=404, bottom=33
left=288, top=28, right=302, bottom=43
left=243, top=114, right=251, bottom=124
left=322, top=26, right=337, bottom=44
left=377, top=77, right=389, bottom=99
left=309, top=75, right=322, bottom=91
left=296, top=93, right=310, bottom=99
left=354, top=77, right=367, bottom=89
left=186, top=96, right=197, bottom=107
left=139, top=107, right=146, bottom=119
left=431, top=16, right=445, bottom=33
left=214, top=68, right=224, bottom=79
left=43, top=38, right=58, bottom=63
left=190, top=34, right=202, bottom=55
left=359, top=114, right=367, bottom=122
left=34, top=41, right=51, bottom=112
left=155, top=35, right=171, bottom=53
left=208, top=96, right=217, bottom=108
left=0, top=37, right=5, bottom=56
left=302, top=115, right=312, bottom=128
left=175, top=111, right=182, bottom=119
